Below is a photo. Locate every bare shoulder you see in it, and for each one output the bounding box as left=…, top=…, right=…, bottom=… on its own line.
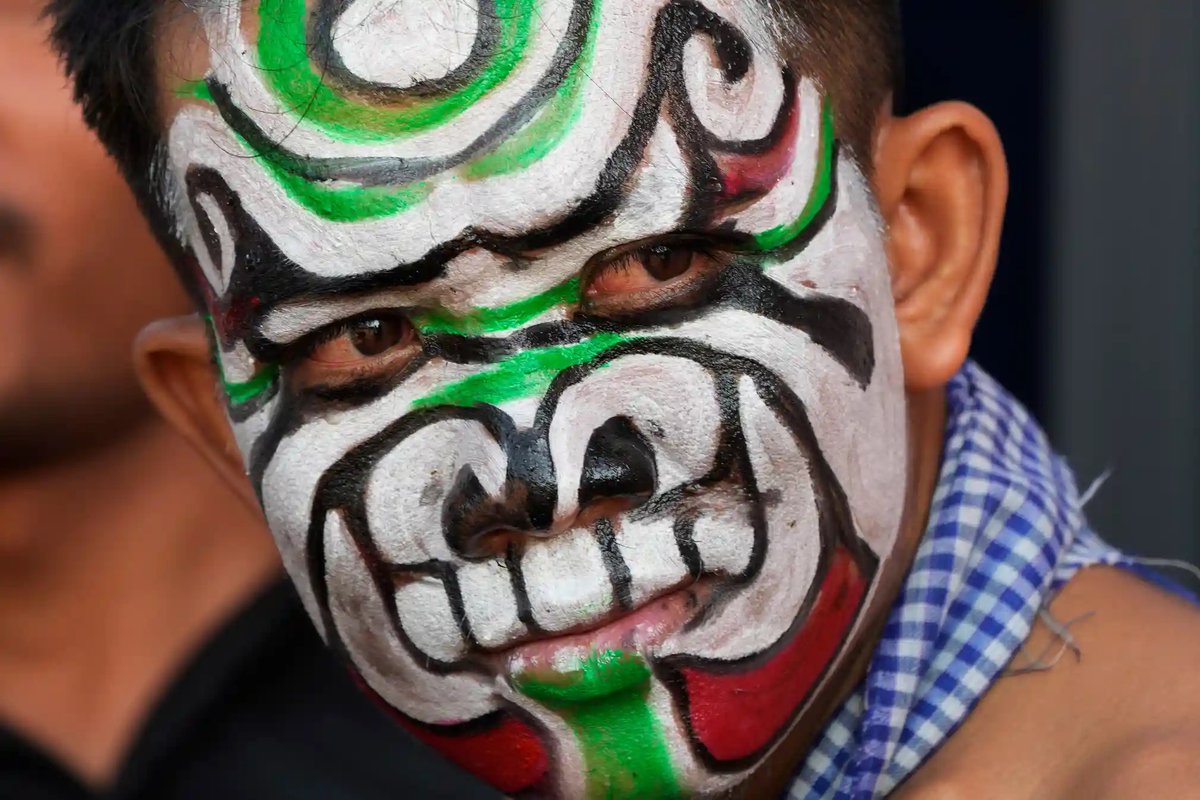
left=1048, top=566, right=1200, bottom=708
left=1053, top=567, right=1200, bottom=798
left=1066, top=727, right=1200, bottom=799
left=897, top=566, right=1200, bottom=799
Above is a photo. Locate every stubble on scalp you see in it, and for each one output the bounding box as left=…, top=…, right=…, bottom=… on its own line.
left=764, top=0, right=900, bottom=169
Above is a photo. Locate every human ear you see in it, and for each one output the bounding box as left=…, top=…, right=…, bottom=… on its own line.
left=134, top=314, right=260, bottom=511
left=872, top=102, right=1008, bottom=391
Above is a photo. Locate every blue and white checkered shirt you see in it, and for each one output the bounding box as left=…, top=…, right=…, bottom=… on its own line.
left=788, top=361, right=1135, bottom=799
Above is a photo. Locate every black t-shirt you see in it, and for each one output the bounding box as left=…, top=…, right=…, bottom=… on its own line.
left=0, top=581, right=500, bottom=800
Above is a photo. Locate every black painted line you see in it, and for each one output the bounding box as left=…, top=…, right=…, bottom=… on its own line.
left=674, top=514, right=703, bottom=578
left=506, top=542, right=545, bottom=635
left=594, top=517, right=634, bottom=612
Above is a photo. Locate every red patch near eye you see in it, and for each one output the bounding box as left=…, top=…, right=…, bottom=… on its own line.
left=349, top=672, right=550, bottom=795
left=716, top=92, right=801, bottom=203
left=674, top=546, right=868, bottom=764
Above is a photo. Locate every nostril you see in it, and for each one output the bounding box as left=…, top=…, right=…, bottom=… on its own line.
left=578, top=417, right=657, bottom=512
left=443, top=466, right=532, bottom=560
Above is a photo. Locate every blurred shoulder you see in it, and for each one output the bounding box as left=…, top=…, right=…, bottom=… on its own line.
left=1053, top=567, right=1200, bottom=798
left=896, top=566, right=1200, bottom=799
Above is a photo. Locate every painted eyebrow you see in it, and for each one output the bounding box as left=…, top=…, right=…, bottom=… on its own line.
left=257, top=292, right=423, bottom=345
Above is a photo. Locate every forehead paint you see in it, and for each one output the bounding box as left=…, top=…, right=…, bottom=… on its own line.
left=163, top=0, right=909, bottom=796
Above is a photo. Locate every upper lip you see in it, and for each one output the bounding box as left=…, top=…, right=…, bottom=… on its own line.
left=485, top=574, right=711, bottom=656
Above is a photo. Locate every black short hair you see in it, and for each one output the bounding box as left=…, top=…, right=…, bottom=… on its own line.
left=772, top=0, right=904, bottom=165
left=47, top=0, right=164, bottom=224
left=46, top=0, right=902, bottom=268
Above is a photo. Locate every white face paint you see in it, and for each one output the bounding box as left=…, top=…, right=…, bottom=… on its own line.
left=162, top=0, right=907, bottom=795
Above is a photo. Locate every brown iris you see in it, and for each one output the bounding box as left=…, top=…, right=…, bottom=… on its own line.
left=292, top=313, right=419, bottom=389
left=582, top=241, right=722, bottom=317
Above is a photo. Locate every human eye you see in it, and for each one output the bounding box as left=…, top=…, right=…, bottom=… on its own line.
left=286, top=311, right=420, bottom=390
left=579, top=239, right=728, bottom=319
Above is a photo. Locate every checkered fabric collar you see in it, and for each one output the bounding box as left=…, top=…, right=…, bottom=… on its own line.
left=788, top=361, right=1130, bottom=799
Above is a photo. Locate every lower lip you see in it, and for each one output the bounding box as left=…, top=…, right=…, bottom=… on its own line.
left=503, top=581, right=714, bottom=689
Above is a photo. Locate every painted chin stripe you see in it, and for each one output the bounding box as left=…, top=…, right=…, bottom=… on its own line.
left=516, top=651, right=682, bottom=799
left=662, top=545, right=873, bottom=769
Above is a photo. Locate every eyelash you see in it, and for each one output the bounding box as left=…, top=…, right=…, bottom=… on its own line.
left=283, top=312, right=403, bottom=364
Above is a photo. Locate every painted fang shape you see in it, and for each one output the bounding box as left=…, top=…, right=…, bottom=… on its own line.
left=664, top=546, right=870, bottom=767
left=164, top=0, right=910, bottom=795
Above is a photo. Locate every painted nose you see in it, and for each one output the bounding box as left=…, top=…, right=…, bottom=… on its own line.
left=442, top=429, right=557, bottom=560
left=442, top=418, right=656, bottom=560
left=577, top=416, right=657, bottom=512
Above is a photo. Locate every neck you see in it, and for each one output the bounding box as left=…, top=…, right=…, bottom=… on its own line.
left=0, top=416, right=281, bottom=785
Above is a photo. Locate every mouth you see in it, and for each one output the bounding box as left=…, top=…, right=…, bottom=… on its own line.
left=387, top=501, right=762, bottom=673
left=494, top=576, right=717, bottom=684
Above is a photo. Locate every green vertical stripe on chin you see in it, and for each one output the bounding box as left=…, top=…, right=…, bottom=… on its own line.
left=516, top=651, right=683, bottom=800
left=749, top=98, right=837, bottom=253
left=256, top=0, right=536, bottom=143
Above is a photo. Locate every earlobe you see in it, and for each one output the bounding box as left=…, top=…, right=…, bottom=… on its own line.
left=134, top=315, right=261, bottom=510
left=873, top=102, right=1008, bottom=391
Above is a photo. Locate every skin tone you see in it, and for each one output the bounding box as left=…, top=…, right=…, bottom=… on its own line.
left=0, top=2, right=280, bottom=786
left=137, top=1, right=1200, bottom=796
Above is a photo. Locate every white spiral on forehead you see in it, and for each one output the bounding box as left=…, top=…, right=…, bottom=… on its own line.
left=165, top=96, right=688, bottom=286
left=683, top=37, right=785, bottom=142
left=682, top=3, right=785, bottom=144
left=172, top=0, right=819, bottom=287
left=199, top=0, right=579, bottom=161
left=331, top=0, right=482, bottom=90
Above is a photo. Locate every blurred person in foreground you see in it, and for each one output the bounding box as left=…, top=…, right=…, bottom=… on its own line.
left=45, top=0, right=1200, bottom=797
left=0, top=3, right=491, bottom=798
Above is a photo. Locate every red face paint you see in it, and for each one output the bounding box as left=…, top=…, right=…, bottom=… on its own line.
left=716, top=85, right=802, bottom=204
left=668, top=546, right=869, bottom=765
left=350, top=673, right=550, bottom=795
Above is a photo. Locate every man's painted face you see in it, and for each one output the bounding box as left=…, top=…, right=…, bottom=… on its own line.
left=163, top=0, right=906, bottom=795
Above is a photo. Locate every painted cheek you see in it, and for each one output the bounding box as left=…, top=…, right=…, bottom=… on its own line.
left=670, top=547, right=869, bottom=765
left=400, top=715, right=550, bottom=795
left=352, top=671, right=551, bottom=795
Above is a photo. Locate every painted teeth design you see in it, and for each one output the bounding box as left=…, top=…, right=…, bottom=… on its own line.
left=613, top=515, right=692, bottom=609
left=388, top=505, right=763, bottom=665
left=520, top=527, right=614, bottom=634
left=457, top=559, right=527, bottom=649
left=322, top=513, right=496, bottom=724
left=395, top=577, right=470, bottom=664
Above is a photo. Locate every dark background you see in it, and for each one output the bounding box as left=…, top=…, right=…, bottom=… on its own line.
left=901, top=0, right=1200, bottom=568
